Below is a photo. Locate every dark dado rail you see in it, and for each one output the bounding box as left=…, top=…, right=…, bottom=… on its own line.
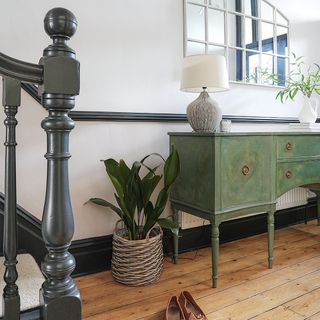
left=1, top=8, right=81, bottom=320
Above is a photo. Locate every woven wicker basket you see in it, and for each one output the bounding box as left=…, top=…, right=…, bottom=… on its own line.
left=111, top=221, right=164, bottom=286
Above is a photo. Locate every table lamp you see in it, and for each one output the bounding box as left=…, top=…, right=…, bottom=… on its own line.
left=181, top=54, right=229, bottom=132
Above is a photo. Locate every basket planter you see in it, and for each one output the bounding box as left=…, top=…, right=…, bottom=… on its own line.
left=111, top=222, right=164, bottom=286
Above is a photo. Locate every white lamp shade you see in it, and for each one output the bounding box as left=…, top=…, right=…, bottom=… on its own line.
left=181, top=54, right=229, bottom=93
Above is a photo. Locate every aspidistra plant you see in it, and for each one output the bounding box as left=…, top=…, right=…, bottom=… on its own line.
left=88, top=144, right=180, bottom=240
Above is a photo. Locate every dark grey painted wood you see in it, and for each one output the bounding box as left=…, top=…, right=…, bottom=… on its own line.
left=2, top=77, right=21, bottom=320
left=39, top=8, right=81, bottom=320
left=0, top=53, right=42, bottom=84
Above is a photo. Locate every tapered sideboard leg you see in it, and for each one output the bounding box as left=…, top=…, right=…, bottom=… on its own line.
left=211, top=223, right=220, bottom=288
left=172, top=205, right=179, bottom=264
left=316, top=193, right=320, bottom=226
left=267, top=210, right=275, bottom=269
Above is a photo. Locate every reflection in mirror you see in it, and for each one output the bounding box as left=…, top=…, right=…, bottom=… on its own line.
left=261, top=54, right=274, bottom=85
left=208, top=8, right=225, bottom=44
left=277, top=26, right=288, bottom=55
left=228, top=14, right=243, bottom=47
left=208, top=0, right=225, bottom=9
left=190, top=0, right=206, bottom=4
left=184, top=0, right=290, bottom=87
left=187, top=3, right=205, bottom=41
left=277, top=57, right=288, bottom=86
left=261, top=0, right=274, bottom=21
left=246, top=51, right=259, bottom=83
left=245, top=0, right=259, bottom=17
left=228, top=0, right=242, bottom=13
left=276, top=10, right=288, bottom=26
left=186, top=41, right=206, bottom=55
left=208, top=45, right=225, bottom=55
left=261, top=22, right=274, bottom=53
left=229, top=49, right=243, bottom=81
left=245, top=18, right=259, bottom=51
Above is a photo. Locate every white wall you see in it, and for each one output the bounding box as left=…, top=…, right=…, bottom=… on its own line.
left=0, top=1, right=319, bottom=239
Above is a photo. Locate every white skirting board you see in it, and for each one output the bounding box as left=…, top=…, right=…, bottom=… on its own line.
left=181, top=188, right=310, bottom=229
left=0, top=254, right=44, bottom=317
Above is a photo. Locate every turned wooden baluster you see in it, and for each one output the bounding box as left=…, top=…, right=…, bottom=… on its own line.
left=2, top=77, right=21, bottom=320
left=38, top=8, right=81, bottom=320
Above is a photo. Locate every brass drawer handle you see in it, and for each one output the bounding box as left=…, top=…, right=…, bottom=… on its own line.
left=285, top=170, right=293, bottom=179
left=242, top=165, right=250, bottom=176
left=286, top=142, right=293, bottom=151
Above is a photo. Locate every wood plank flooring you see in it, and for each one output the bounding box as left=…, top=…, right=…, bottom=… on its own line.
left=77, top=221, right=320, bottom=320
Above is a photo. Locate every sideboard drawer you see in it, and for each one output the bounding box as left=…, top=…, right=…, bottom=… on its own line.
left=277, top=136, right=320, bottom=159
left=277, top=161, right=320, bottom=196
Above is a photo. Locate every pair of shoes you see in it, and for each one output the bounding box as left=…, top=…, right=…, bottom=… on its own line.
left=166, top=291, right=207, bottom=320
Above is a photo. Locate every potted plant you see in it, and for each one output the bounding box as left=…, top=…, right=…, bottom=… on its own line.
left=259, top=53, right=320, bottom=123
left=88, top=144, right=180, bottom=286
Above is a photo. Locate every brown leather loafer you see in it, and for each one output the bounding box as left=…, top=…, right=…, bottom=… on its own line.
left=166, top=296, right=186, bottom=320
left=178, top=291, right=208, bottom=320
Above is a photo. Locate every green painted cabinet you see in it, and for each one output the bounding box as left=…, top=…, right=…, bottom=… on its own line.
left=169, top=132, right=320, bottom=288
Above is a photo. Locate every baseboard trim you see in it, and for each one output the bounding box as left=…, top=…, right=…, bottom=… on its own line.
left=0, top=193, right=317, bottom=277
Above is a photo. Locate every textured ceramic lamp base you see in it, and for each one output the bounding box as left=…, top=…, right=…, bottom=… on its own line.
left=187, top=91, right=222, bottom=132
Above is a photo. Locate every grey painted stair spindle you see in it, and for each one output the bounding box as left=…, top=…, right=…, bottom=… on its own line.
left=2, top=77, right=21, bottom=320
left=38, top=8, right=81, bottom=320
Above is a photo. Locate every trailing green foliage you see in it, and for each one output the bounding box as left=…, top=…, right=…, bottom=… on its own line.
left=88, top=144, right=180, bottom=240
left=258, top=53, right=320, bottom=102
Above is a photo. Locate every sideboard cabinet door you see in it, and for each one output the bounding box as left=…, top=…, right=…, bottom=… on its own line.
left=219, top=136, right=273, bottom=210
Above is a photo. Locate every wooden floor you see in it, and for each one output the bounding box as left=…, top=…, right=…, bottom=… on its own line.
left=77, top=221, right=320, bottom=320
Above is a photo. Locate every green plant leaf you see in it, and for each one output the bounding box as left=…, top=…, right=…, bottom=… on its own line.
left=88, top=198, right=123, bottom=217
left=104, top=159, right=125, bottom=198
left=291, top=87, right=299, bottom=100
left=141, top=174, right=162, bottom=207
left=157, top=218, right=179, bottom=236
left=164, top=144, right=180, bottom=189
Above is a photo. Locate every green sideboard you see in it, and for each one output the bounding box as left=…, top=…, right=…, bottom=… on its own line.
left=169, top=132, right=320, bottom=288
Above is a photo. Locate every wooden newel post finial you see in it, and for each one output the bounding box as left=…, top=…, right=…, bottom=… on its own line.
left=39, top=8, right=81, bottom=320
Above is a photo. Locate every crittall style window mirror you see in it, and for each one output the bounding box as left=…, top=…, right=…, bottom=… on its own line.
left=184, top=0, right=290, bottom=86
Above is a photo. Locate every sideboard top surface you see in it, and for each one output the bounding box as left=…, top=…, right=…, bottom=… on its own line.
left=168, top=131, right=320, bottom=137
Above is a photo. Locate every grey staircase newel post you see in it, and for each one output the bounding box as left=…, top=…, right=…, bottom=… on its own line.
left=2, top=77, right=21, bottom=320
left=39, top=8, right=81, bottom=320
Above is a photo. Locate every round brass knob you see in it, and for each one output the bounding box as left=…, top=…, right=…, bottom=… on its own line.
left=286, top=142, right=293, bottom=151
left=242, top=165, right=250, bottom=176
left=285, top=170, right=293, bottom=179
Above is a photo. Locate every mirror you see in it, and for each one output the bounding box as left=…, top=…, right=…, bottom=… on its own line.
left=184, top=0, right=290, bottom=87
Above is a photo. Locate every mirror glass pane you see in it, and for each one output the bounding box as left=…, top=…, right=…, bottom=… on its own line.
left=187, top=3, right=205, bottom=41
left=208, top=8, right=225, bottom=44
left=246, top=51, right=259, bottom=83
left=261, top=0, right=274, bottom=21
left=277, top=26, right=288, bottom=55
left=229, top=49, right=243, bottom=81
left=276, top=57, right=288, bottom=86
left=187, top=0, right=206, bottom=5
left=276, top=10, right=288, bottom=26
left=261, top=22, right=274, bottom=53
left=245, top=0, right=259, bottom=17
left=208, top=45, right=225, bottom=55
left=208, top=0, right=225, bottom=9
left=228, top=0, right=242, bottom=13
left=186, top=41, right=206, bottom=55
left=261, top=54, right=274, bottom=84
left=245, top=18, right=259, bottom=51
left=228, top=14, right=243, bottom=47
